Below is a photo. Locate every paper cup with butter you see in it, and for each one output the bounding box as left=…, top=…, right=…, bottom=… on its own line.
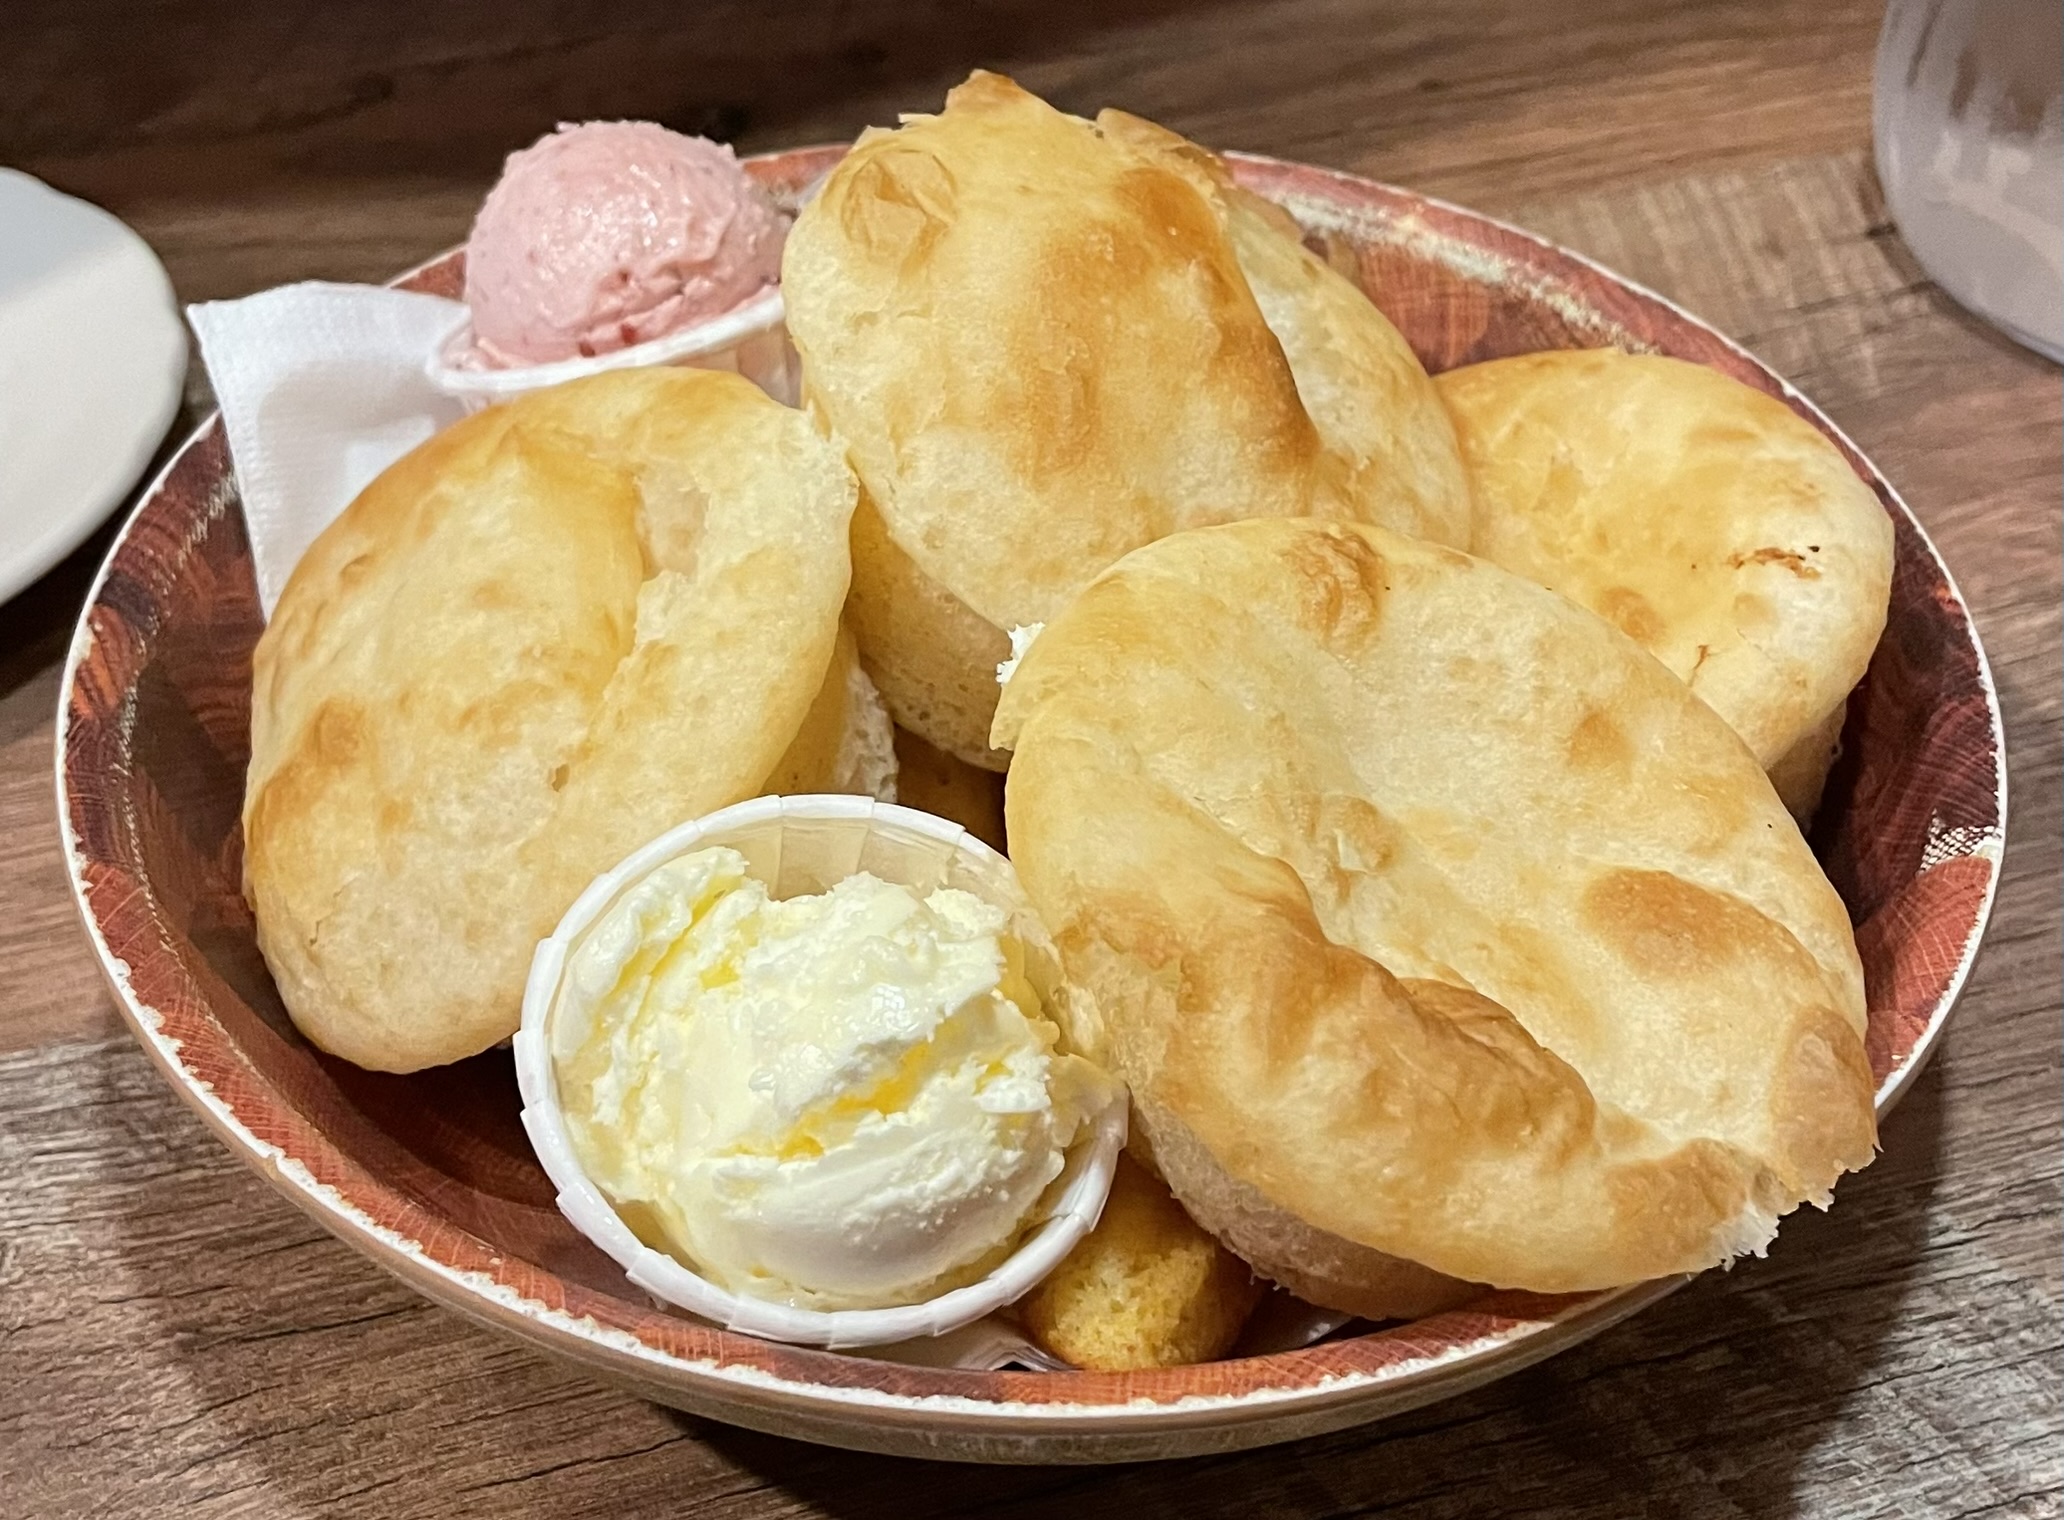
left=515, top=795, right=1127, bottom=1349
left=428, top=121, right=799, bottom=411
left=430, top=290, right=796, bottom=411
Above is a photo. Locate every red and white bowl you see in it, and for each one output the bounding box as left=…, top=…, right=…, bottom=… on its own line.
left=56, top=145, right=2005, bottom=1464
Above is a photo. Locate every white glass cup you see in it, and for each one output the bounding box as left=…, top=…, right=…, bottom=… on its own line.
left=1874, top=0, right=2064, bottom=362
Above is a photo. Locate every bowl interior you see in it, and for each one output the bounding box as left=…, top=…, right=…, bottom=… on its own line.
left=59, top=146, right=2004, bottom=1441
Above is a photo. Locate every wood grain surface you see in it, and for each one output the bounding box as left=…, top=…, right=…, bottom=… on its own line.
left=1, top=0, right=2058, bottom=1514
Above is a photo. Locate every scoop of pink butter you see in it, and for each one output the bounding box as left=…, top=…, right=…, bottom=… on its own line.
left=462, top=121, right=788, bottom=367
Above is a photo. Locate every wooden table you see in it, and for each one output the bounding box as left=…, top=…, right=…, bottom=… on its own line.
left=3, top=1, right=2058, bottom=1513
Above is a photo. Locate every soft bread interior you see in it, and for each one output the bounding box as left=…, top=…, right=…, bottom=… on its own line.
left=827, top=639, right=900, bottom=801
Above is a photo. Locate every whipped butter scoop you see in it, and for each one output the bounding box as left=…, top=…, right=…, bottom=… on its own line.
left=514, top=795, right=1127, bottom=1348
left=553, top=846, right=1113, bottom=1309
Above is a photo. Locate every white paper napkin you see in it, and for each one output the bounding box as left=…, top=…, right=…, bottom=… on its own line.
left=186, top=282, right=467, bottom=616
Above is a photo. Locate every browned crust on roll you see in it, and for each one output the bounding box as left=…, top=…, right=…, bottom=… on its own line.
left=997, top=518, right=1875, bottom=1299
left=785, top=70, right=1469, bottom=766
left=245, top=369, right=859, bottom=1072
left=1437, top=350, right=1892, bottom=794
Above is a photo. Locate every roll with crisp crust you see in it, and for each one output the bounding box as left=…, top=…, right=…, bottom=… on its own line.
left=244, top=369, right=885, bottom=1073
left=993, top=518, right=1875, bottom=1311
left=784, top=70, right=1469, bottom=768
left=1436, top=350, right=1894, bottom=820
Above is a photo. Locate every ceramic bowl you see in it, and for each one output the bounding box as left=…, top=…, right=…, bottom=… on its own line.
left=57, top=145, right=2006, bottom=1464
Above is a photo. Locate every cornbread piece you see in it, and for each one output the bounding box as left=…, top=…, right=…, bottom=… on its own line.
left=1020, top=1154, right=1262, bottom=1370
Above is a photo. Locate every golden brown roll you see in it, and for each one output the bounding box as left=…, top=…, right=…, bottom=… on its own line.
left=1435, top=350, right=1894, bottom=820
left=1098, top=110, right=1471, bottom=545
left=784, top=70, right=1469, bottom=768
left=994, top=518, right=1875, bottom=1312
left=1018, top=1152, right=1263, bottom=1371
left=244, top=369, right=881, bottom=1073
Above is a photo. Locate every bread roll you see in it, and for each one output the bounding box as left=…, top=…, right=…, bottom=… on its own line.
left=994, top=518, right=1875, bottom=1309
left=245, top=369, right=872, bottom=1072
left=1098, top=110, right=1470, bottom=546
left=1435, top=350, right=1894, bottom=820
left=784, top=70, right=1469, bottom=767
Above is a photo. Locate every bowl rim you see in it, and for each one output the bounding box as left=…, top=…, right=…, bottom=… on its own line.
left=53, top=143, right=2008, bottom=1449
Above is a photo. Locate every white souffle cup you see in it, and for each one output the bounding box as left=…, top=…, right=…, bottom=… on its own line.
left=513, top=794, right=1128, bottom=1351
left=427, top=285, right=797, bottom=413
